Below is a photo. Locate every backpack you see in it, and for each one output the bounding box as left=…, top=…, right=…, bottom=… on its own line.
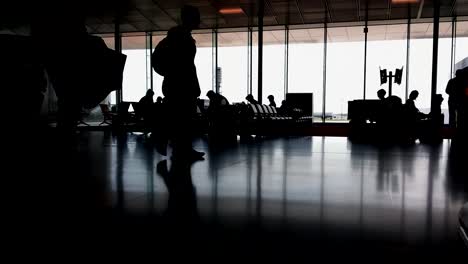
left=151, top=37, right=170, bottom=76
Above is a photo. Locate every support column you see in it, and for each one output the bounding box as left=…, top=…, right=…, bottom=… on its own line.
left=257, top=0, right=264, bottom=104
left=363, top=1, right=369, bottom=100
left=115, top=18, right=122, bottom=104
left=430, top=0, right=440, bottom=113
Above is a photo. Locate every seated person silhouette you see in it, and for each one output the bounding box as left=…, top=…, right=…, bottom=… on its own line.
left=375, top=89, right=388, bottom=123
left=278, top=100, right=290, bottom=115
left=404, top=90, right=429, bottom=141
left=245, top=94, right=259, bottom=104
left=155, top=96, right=163, bottom=105
left=206, top=91, right=232, bottom=141
left=405, top=90, right=428, bottom=121
left=429, top=94, right=444, bottom=123
left=267, top=95, right=277, bottom=107
left=138, top=89, right=155, bottom=121
left=377, top=89, right=386, bottom=101
left=206, top=90, right=229, bottom=112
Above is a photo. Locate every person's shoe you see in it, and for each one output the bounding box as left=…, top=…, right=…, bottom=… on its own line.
left=191, top=149, right=205, bottom=157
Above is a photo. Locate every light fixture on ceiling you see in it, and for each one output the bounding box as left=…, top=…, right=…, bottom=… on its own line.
left=392, top=0, right=420, bottom=3
left=219, top=7, right=244, bottom=15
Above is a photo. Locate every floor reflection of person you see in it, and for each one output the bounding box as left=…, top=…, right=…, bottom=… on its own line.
left=156, top=160, right=198, bottom=222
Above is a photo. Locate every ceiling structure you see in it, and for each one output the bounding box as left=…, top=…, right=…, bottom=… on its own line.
left=1, top=0, right=468, bottom=34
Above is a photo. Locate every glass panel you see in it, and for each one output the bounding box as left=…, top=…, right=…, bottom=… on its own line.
left=262, top=29, right=286, bottom=105
left=455, top=21, right=468, bottom=68
left=193, top=32, right=213, bottom=100
left=252, top=31, right=259, bottom=103
left=288, top=28, right=325, bottom=122
left=408, top=23, right=433, bottom=112
left=122, top=35, right=147, bottom=103
left=366, top=24, right=407, bottom=101
left=437, top=22, right=454, bottom=124
left=218, top=31, right=248, bottom=103
left=326, top=26, right=365, bottom=122
left=151, top=33, right=166, bottom=99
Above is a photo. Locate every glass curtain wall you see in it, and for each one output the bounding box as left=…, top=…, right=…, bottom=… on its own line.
left=252, top=30, right=259, bottom=103
left=326, top=26, right=365, bottom=122
left=408, top=22, right=433, bottom=113
left=262, top=29, right=286, bottom=104
left=193, top=32, right=214, bottom=100
left=437, top=22, right=455, bottom=123
left=455, top=20, right=468, bottom=69
left=366, top=24, right=408, bottom=101
left=288, top=27, right=324, bottom=122
left=122, top=35, right=148, bottom=103
left=151, top=33, right=166, bottom=99
left=218, top=30, right=248, bottom=103
left=107, top=16, right=467, bottom=124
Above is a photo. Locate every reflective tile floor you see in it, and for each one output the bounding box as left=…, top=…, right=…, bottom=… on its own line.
left=10, top=131, right=468, bottom=260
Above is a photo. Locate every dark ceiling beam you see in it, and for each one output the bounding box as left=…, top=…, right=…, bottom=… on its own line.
left=387, top=0, right=392, bottom=20
left=91, top=17, right=107, bottom=34
left=149, top=0, right=178, bottom=25
left=357, top=0, right=361, bottom=21
left=295, top=0, right=305, bottom=24
left=207, top=0, right=230, bottom=28
left=134, top=6, right=161, bottom=30
left=264, top=0, right=279, bottom=24
left=322, top=0, right=333, bottom=23
left=450, top=0, right=457, bottom=16
left=417, top=0, right=425, bottom=19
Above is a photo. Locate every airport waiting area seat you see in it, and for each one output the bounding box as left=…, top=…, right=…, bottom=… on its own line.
left=240, top=103, right=312, bottom=136
left=347, top=99, right=444, bottom=143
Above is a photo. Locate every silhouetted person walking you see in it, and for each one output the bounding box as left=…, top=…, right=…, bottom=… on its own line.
left=267, top=95, right=276, bottom=107
left=245, top=94, right=259, bottom=104
left=157, top=5, right=204, bottom=160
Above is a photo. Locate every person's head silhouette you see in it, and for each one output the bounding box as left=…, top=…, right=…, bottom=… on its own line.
left=156, top=96, right=163, bottom=104
left=377, top=89, right=386, bottom=100
left=181, top=5, right=200, bottom=31
left=267, top=95, right=274, bottom=101
left=146, top=89, right=154, bottom=97
left=206, top=90, right=215, bottom=99
left=409, top=90, right=419, bottom=100
left=246, top=94, right=254, bottom=102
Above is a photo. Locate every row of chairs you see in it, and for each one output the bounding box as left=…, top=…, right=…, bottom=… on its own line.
left=248, top=104, right=293, bottom=120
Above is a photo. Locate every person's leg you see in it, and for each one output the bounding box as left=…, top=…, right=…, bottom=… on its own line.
left=171, top=99, right=204, bottom=160
left=449, top=101, right=456, bottom=128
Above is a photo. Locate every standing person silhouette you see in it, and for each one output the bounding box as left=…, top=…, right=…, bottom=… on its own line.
left=162, top=5, right=204, bottom=160
left=446, top=70, right=461, bottom=128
